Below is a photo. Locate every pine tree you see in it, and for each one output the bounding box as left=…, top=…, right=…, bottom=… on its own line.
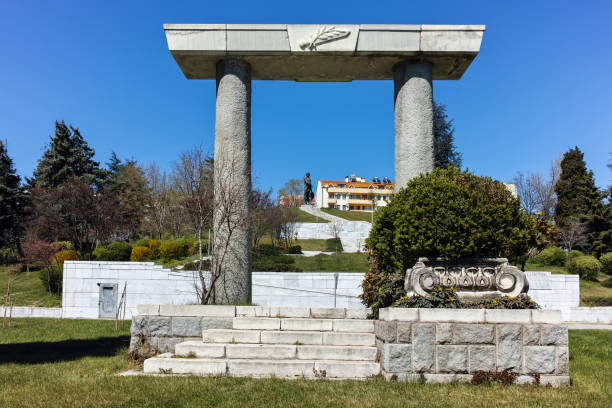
left=554, top=146, right=611, bottom=255
left=433, top=102, right=462, bottom=169
left=32, top=121, right=100, bottom=187
left=0, top=140, right=25, bottom=249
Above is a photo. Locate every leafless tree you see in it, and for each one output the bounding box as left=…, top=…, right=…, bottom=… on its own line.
left=172, top=146, right=214, bottom=304
left=329, top=220, right=344, bottom=253
left=278, top=178, right=302, bottom=207
left=513, top=158, right=560, bottom=220
left=558, top=218, right=587, bottom=263
left=250, top=188, right=274, bottom=248
left=280, top=208, right=298, bottom=248
left=145, top=163, right=171, bottom=240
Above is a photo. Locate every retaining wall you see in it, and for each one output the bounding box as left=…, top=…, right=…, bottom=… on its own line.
left=0, top=306, right=62, bottom=318
left=376, top=308, right=570, bottom=386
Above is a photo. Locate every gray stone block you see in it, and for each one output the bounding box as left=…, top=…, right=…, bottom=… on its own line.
left=436, top=323, right=453, bottom=344
left=496, top=324, right=522, bottom=372
left=171, top=317, right=202, bottom=337
left=154, top=337, right=183, bottom=353
left=468, top=345, right=496, bottom=373
left=412, top=323, right=435, bottom=372
left=148, top=316, right=171, bottom=337
left=374, top=320, right=397, bottom=342
left=524, top=346, right=556, bottom=374
left=130, top=315, right=147, bottom=336
left=437, top=345, right=468, bottom=373
left=522, top=325, right=541, bottom=345
left=541, top=325, right=568, bottom=346
left=397, top=322, right=411, bottom=343
left=556, top=346, right=569, bottom=375
left=381, top=343, right=412, bottom=372
left=453, top=324, right=494, bottom=344
left=201, top=317, right=234, bottom=330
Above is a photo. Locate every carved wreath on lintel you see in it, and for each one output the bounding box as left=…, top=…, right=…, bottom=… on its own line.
left=299, top=26, right=350, bottom=50
left=404, top=258, right=529, bottom=300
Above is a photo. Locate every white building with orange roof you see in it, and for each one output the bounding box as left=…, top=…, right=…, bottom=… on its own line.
left=315, top=175, right=394, bottom=212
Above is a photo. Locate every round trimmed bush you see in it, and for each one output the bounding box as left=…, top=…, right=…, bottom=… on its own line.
left=532, top=246, right=567, bottom=266
left=367, top=168, right=537, bottom=273
left=159, top=239, right=189, bottom=261
left=568, top=255, right=601, bottom=281
left=130, top=246, right=152, bottom=262
left=92, top=247, right=111, bottom=261
left=600, top=252, right=612, bottom=275
left=105, top=242, right=133, bottom=261
left=602, top=277, right=612, bottom=288
left=569, top=250, right=584, bottom=260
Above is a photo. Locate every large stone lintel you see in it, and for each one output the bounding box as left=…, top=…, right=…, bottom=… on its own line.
left=164, top=24, right=485, bottom=81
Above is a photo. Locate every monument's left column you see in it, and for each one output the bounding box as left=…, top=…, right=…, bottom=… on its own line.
left=212, top=59, right=252, bottom=304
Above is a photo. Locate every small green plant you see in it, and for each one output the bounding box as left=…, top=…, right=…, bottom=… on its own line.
left=600, top=252, right=612, bottom=275
left=532, top=246, right=567, bottom=266
left=568, top=255, right=601, bottom=281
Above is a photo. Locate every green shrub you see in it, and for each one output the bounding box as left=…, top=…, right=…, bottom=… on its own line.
left=600, top=252, right=612, bottom=275
left=105, top=242, right=133, bottom=261
left=324, top=238, right=343, bottom=252
left=367, top=168, right=536, bottom=274
left=568, top=255, right=601, bottom=281
left=183, top=259, right=211, bottom=271
left=569, top=250, right=585, bottom=260
left=159, top=239, right=189, bottom=261
left=134, top=238, right=150, bottom=247
left=287, top=245, right=302, bottom=254
left=532, top=246, right=567, bottom=266
left=0, top=247, right=19, bottom=264
left=255, top=244, right=282, bottom=257
left=252, top=249, right=301, bottom=271
left=130, top=246, right=152, bottom=262
left=39, top=266, right=62, bottom=295
left=92, top=247, right=111, bottom=261
left=52, top=241, right=73, bottom=251
left=602, top=278, right=612, bottom=289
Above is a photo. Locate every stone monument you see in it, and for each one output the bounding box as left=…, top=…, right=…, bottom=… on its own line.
left=163, top=24, right=485, bottom=302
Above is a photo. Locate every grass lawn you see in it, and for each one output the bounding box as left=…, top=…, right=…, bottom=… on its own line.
left=321, top=208, right=374, bottom=222
left=0, top=266, right=61, bottom=307
left=293, top=253, right=369, bottom=272
left=0, top=319, right=610, bottom=407
left=282, top=208, right=329, bottom=223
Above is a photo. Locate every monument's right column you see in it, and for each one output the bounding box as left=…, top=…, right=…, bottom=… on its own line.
left=393, top=60, right=434, bottom=191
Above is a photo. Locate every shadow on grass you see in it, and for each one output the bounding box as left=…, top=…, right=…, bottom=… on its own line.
left=0, top=336, right=130, bottom=365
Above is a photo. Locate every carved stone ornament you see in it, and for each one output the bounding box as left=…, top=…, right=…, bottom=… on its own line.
left=299, top=26, right=350, bottom=50
left=404, top=257, right=529, bottom=300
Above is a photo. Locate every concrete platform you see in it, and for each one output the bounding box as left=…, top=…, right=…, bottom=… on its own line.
left=164, top=24, right=485, bottom=81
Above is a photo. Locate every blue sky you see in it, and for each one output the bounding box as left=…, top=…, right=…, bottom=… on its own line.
left=1, top=0, right=611, bottom=193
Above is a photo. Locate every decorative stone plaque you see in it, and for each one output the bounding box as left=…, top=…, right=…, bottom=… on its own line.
left=404, top=257, right=529, bottom=300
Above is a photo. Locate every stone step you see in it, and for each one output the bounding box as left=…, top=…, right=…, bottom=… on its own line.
left=231, top=317, right=374, bottom=333
left=174, top=341, right=377, bottom=361
left=202, top=329, right=375, bottom=346
left=144, top=357, right=381, bottom=379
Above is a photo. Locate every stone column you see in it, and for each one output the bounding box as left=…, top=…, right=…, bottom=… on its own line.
left=393, top=61, right=434, bottom=191
left=212, top=59, right=252, bottom=304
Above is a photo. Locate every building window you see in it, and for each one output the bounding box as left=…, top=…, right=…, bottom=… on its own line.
left=329, top=193, right=334, bottom=199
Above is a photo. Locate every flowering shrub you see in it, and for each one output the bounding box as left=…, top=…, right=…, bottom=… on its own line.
left=394, top=286, right=539, bottom=310
left=130, top=246, right=152, bottom=262
left=360, top=269, right=404, bottom=314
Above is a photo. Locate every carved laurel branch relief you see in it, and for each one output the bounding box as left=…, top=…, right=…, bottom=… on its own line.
left=299, top=26, right=350, bottom=50
left=405, top=258, right=529, bottom=299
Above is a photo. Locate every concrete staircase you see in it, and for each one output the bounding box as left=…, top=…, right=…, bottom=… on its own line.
left=143, top=312, right=380, bottom=379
